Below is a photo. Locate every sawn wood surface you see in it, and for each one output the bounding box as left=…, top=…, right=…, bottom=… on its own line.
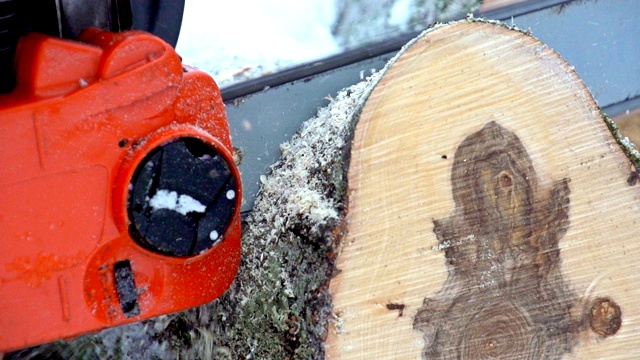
left=327, top=21, right=640, bottom=359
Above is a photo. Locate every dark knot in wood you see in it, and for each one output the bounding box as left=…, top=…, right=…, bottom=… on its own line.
left=413, top=121, right=576, bottom=359
left=589, top=297, right=622, bottom=337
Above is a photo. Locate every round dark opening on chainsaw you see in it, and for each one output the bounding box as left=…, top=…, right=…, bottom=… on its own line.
left=127, top=137, right=238, bottom=257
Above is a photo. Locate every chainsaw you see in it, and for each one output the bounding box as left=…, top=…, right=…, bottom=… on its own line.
left=0, top=0, right=241, bottom=352
left=0, top=0, right=638, bottom=354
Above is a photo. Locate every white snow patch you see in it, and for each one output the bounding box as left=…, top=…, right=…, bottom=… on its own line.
left=621, top=136, right=640, bottom=159
left=389, top=0, right=412, bottom=27
left=176, top=0, right=340, bottom=86
left=148, top=190, right=206, bottom=215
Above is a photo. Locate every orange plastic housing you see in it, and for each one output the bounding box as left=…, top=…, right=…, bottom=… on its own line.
left=0, top=30, right=242, bottom=352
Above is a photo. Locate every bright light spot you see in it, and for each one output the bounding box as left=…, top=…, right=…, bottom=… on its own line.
left=176, top=0, right=339, bottom=84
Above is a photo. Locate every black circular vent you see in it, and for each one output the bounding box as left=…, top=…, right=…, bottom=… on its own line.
left=128, top=137, right=237, bottom=256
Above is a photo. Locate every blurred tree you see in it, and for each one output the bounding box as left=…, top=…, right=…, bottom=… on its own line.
left=333, top=0, right=481, bottom=48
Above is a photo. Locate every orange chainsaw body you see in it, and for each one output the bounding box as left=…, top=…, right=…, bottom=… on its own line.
left=0, top=30, right=241, bottom=352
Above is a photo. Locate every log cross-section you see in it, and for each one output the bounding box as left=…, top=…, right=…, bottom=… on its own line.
left=327, top=20, right=640, bottom=359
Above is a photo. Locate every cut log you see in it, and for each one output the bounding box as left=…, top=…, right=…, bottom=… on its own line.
left=327, top=20, right=640, bottom=359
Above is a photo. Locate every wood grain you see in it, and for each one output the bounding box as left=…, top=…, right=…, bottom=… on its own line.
left=413, top=121, right=576, bottom=359
left=327, top=21, right=640, bottom=359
